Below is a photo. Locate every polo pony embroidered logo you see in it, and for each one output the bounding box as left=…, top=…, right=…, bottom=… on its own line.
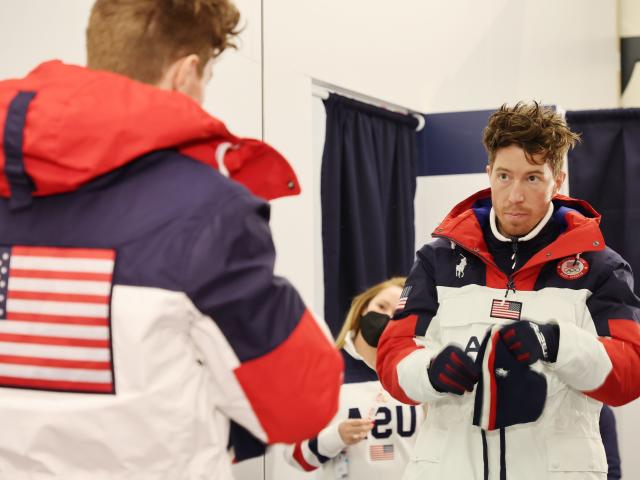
left=557, top=256, right=590, bottom=280
left=455, top=254, right=467, bottom=278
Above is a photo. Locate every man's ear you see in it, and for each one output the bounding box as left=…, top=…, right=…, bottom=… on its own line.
left=553, top=171, right=567, bottom=195
left=486, top=164, right=492, bottom=177
left=172, top=54, right=200, bottom=93
left=155, top=54, right=200, bottom=93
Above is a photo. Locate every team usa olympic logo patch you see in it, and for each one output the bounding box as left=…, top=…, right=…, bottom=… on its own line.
left=556, top=256, right=590, bottom=280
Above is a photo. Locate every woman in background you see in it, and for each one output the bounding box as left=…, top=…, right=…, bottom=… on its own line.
left=285, top=277, right=424, bottom=479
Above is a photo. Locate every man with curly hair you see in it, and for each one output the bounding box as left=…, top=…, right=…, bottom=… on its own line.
left=377, top=102, right=640, bottom=479
left=0, top=1, right=342, bottom=478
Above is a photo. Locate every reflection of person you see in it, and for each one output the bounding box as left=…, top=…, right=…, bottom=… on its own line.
left=377, top=102, right=640, bottom=479
left=286, top=278, right=424, bottom=479
left=0, top=1, right=342, bottom=478
left=600, top=405, right=621, bottom=480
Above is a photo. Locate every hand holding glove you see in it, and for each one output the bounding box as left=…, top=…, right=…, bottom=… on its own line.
left=427, top=345, right=480, bottom=395
left=500, top=320, right=560, bottom=364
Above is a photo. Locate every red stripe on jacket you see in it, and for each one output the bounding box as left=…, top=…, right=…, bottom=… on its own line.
left=234, top=310, right=343, bottom=443
left=585, top=319, right=640, bottom=406
left=376, top=314, right=422, bottom=405
left=292, top=442, right=317, bottom=472
left=487, top=330, right=500, bottom=430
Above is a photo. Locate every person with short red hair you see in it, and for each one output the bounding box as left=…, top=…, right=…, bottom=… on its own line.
left=0, top=1, right=342, bottom=478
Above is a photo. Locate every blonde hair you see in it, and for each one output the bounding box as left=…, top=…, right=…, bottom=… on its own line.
left=335, top=277, right=406, bottom=349
left=87, top=0, right=241, bottom=84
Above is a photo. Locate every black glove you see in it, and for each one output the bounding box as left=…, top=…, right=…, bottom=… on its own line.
left=428, top=345, right=480, bottom=395
left=500, top=321, right=560, bottom=364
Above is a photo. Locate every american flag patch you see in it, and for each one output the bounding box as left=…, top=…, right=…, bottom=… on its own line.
left=369, top=444, right=394, bottom=461
left=395, top=285, right=412, bottom=311
left=0, top=246, right=116, bottom=394
left=490, top=299, right=522, bottom=321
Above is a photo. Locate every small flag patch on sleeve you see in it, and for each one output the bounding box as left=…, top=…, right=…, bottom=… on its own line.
left=490, top=299, right=522, bottom=321
left=0, top=246, right=116, bottom=394
left=395, top=286, right=412, bottom=312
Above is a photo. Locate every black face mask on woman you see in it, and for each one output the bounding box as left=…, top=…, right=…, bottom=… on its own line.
left=359, top=311, right=391, bottom=347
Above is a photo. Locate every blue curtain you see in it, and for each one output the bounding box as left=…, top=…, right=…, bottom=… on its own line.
left=600, top=405, right=621, bottom=479
left=416, top=109, right=493, bottom=176
left=566, top=109, right=640, bottom=295
left=321, top=94, right=417, bottom=335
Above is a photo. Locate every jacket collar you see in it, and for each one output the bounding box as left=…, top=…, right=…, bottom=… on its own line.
left=432, top=188, right=605, bottom=270
left=489, top=202, right=554, bottom=243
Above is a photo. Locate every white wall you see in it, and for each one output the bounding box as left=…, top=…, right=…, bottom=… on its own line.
left=264, top=0, right=618, bottom=113
left=415, top=173, right=488, bottom=247
left=205, top=0, right=263, bottom=138
left=0, top=0, right=91, bottom=78
left=621, top=0, right=640, bottom=107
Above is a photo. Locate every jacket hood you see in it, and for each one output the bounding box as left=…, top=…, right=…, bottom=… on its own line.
left=437, top=188, right=601, bottom=230
left=0, top=61, right=300, bottom=206
left=433, top=188, right=605, bottom=263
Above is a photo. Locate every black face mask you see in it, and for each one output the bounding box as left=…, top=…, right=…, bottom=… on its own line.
left=359, top=311, right=391, bottom=347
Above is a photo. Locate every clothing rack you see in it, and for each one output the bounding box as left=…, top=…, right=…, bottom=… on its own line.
left=312, top=80, right=425, bottom=131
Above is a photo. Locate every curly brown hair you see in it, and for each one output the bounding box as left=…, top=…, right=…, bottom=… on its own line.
left=87, top=0, right=241, bottom=84
left=482, top=102, right=581, bottom=177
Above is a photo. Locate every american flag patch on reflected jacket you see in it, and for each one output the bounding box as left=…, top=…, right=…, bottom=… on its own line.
left=395, top=286, right=412, bottom=311
left=490, top=299, right=522, bottom=321
left=369, top=444, right=394, bottom=461
left=0, top=246, right=116, bottom=394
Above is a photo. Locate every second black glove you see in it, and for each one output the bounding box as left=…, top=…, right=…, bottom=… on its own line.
left=428, top=345, right=480, bottom=395
left=500, top=320, right=560, bottom=364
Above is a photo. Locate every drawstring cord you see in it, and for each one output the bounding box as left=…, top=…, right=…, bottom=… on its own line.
left=480, top=428, right=507, bottom=480
left=504, top=278, right=516, bottom=299
left=510, top=239, right=518, bottom=270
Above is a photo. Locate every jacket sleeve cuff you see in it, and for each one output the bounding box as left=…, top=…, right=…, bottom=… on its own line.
left=317, top=422, right=346, bottom=458
left=548, top=321, right=612, bottom=391
left=397, top=347, right=450, bottom=403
